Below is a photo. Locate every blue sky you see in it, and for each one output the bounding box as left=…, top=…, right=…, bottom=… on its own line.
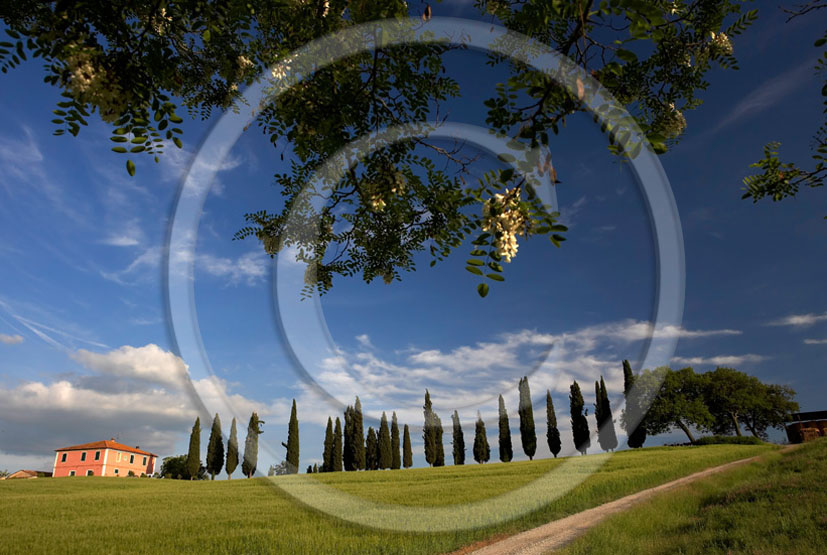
left=1, top=3, right=825, bottom=474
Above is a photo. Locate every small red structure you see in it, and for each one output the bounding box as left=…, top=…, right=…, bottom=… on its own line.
left=786, top=411, right=827, bottom=444
left=53, top=439, right=157, bottom=477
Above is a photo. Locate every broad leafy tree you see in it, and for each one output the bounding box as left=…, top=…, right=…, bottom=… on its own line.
left=226, top=417, right=239, bottom=479
left=570, top=381, right=590, bottom=455
left=741, top=383, right=799, bottom=440
left=518, top=376, right=537, bottom=460
left=636, top=367, right=712, bottom=444
left=206, top=413, right=225, bottom=480
left=546, top=389, right=561, bottom=458
left=186, top=416, right=201, bottom=480
left=498, top=394, right=513, bottom=462
left=0, top=1, right=761, bottom=297
left=242, top=411, right=264, bottom=478
left=452, top=410, right=466, bottom=465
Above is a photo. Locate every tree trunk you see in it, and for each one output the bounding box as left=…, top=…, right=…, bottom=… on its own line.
left=744, top=418, right=761, bottom=438
left=676, top=419, right=696, bottom=443
left=729, top=412, right=742, bottom=436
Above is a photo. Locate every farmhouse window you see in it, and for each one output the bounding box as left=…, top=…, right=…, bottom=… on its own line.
left=130, top=454, right=135, bottom=464
left=61, top=453, right=67, bottom=462
left=80, top=452, right=86, bottom=461
left=86, top=470, right=93, bottom=476
left=69, top=470, right=75, bottom=476
left=142, top=456, right=147, bottom=465
left=94, top=451, right=100, bottom=461
left=114, top=469, right=119, bottom=475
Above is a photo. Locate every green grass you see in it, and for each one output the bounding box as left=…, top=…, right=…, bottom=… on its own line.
left=560, top=438, right=827, bottom=555
left=0, top=444, right=773, bottom=554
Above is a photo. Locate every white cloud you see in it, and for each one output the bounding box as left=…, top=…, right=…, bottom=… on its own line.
left=671, top=354, right=766, bottom=367
left=804, top=338, right=827, bottom=345
left=71, top=344, right=190, bottom=388
left=0, top=333, right=23, bottom=345
left=768, top=312, right=827, bottom=327
left=197, top=251, right=268, bottom=285
left=100, top=219, right=144, bottom=247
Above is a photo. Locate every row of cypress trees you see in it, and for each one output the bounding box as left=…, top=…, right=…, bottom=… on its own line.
left=185, top=411, right=264, bottom=480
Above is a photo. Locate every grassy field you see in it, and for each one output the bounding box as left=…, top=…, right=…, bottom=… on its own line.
left=560, top=438, right=827, bottom=554
left=0, top=444, right=773, bottom=554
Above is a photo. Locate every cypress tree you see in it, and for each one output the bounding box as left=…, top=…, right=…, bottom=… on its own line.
left=226, top=417, right=239, bottom=479
left=423, top=389, right=436, bottom=466
left=546, top=390, right=561, bottom=458
left=390, top=412, right=401, bottom=470
left=596, top=377, right=618, bottom=451
left=307, top=464, right=313, bottom=474
left=570, top=381, right=590, bottom=455
left=242, top=411, right=264, bottom=478
left=452, top=410, right=465, bottom=465
left=622, top=359, right=648, bottom=448
left=518, top=376, right=537, bottom=460
left=434, top=413, right=445, bottom=467
left=333, top=417, right=343, bottom=471
left=402, top=424, right=413, bottom=468
left=354, top=397, right=366, bottom=470
left=498, top=395, right=513, bottom=462
left=378, top=412, right=392, bottom=469
left=186, top=416, right=201, bottom=480
left=206, top=413, right=224, bottom=480
left=594, top=380, right=605, bottom=444
left=343, top=405, right=355, bottom=471
left=473, top=413, right=490, bottom=464
left=286, top=399, right=300, bottom=473
left=365, top=427, right=378, bottom=470
left=313, top=463, right=318, bottom=473
left=322, top=417, right=334, bottom=472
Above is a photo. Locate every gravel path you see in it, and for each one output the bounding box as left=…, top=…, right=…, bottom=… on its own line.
left=456, top=447, right=793, bottom=555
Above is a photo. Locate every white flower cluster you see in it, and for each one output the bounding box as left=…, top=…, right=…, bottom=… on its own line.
left=481, top=188, right=525, bottom=263
left=322, top=0, right=330, bottom=17
left=271, top=57, right=293, bottom=81
left=658, top=102, right=687, bottom=138
left=710, top=32, right=733, bottom=56
left=152, top=8, right=173, bottom=36
left=64, top=44, right=125, bottom=123
left=390, top=172, right=405, bottom=195
left=238, top=55, right=254, bottom=71
left=369, top=196, right=386, bottom=211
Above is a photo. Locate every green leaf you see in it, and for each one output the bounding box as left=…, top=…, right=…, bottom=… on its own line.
left=487, top=262, right=503, bottom=272
left=815, top=38, right=826, bottom=47
left=172, top=137, right=183, bottom=148
left=616, top=49, right=638, bottom=63
left=111, top=146, right=128, bottom=153
left=466, top=259, right=484, bottom=266
left=477, top=283, right=489, bottom=298
left=500, top=168, right=515, bottom=182
left=469, top=249, right=487, bottom=256
left=203, top=29, right=211, bottom=42
left=126, top=159, right=135, bottom=176
left=110, top=136, right=128, bottom=143
left=169, top=114, right=184, bottom=124
left=486, top=273, right=505, bottom=282
left=130, top=146, right=146, bottom=153
left=465, top=266, right=483, bottom=276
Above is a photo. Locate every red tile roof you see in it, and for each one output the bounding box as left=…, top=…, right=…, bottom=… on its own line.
left=55, top=440, right=157, bottom=457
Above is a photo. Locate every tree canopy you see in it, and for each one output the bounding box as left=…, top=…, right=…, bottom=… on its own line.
left=0, top=0, right=763, bottom=296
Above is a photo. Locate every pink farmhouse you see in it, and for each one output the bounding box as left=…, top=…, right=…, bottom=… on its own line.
left=53, top=439, right=157, bottom=477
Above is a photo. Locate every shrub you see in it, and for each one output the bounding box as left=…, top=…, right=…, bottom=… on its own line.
left=694, top=435, right=765, bottom=446
left=128, top=470, right=136, bottom=477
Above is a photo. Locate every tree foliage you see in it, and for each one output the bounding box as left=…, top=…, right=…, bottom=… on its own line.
left=333, top=416, right=344, bottom=472
left=186, top=417, right=201, bottom=480
left=365, top=426, right=379, bottom=471
left=452, top=410, right=466, bottom=465
left=473, top=413, right=490, bottom=464
left=242, top=411, right=264, bottom=478
left=286, top=399, right=299, bottom=473
left=636, top=367, right=712, bottom=443
left=621, top=359, right=647, bottom=448
left=226, top=417, right=239, bottom=479
left=322, top=416, right=334, bottom=472
left=570, top=381, right=590, bottom=455
left=378, top=411, right=392, bottom=469
left=423, top=389, right=437, bottom=466
left=390, top=412, right=401, bottom=470
left=206, top=413, right=224, bottom=480
left=594, top=377, right=618, bottom=452
left=0, top=0, right=761, bottom=296
left=434, top=413, right=445, bottom=467
left=498, top=394, right=513, bottom=462
left=518, top=376, right=537, bottom=460
left=402, top=423, right=413, bottom=469
left=546, top=389, right=561, bottom=458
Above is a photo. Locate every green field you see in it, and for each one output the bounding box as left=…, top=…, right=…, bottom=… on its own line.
left=0, top=444, right=773, bottom=554
left=560, top=438, right=827, bottom=554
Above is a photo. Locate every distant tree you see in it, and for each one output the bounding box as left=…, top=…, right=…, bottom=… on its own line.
left=402, top=424, right=413, bottom=469
left=423, top=389, right=437, bottom=466
left=546, top=390, right=561, bottom=458
left=473, top=413, right=490, bottom=464
left=206, top=413, right=224, bottom=480
left=498, top=395, right=513, bottom=462
left=0, top=469, right=8, bottom=478
left=186, top=416, right=201, bottom=480
left=306, top=464, right=313, bottom=474
left=269, top=460, right=290, bottom=476
left=160, top=454, right=187, bottom=480
left=741, top=384, right=799, bottom=440
left=434, top=413, right=445, bottom=467
left=518, top=376, right=537, bottom=460
left=390, top=412, right=401, bottom=470
left=268, top=465, right=275, bottom=477
left=313, top=463, right=318, bottom=473
left=226, top=417, right=239, bottom=479
left=322, top=417, right=334, bottom=472
left=242, top=411, right=264, bottom=478
left=343, top=405, right=356, bottom=471
left=285, top=399, right=300, bottom=474
left=365, top=427, right=379, bottom=471
left=622, top=360, right=647, bottom=448
left=378, top=412, right=392, bottom=469
left=638, top=367, right=712, bottom=444
left=452, top=410, right=465, bottom=465
left=333, top=417, right=343, bottom=472
left=354, top=397, right=366, bottom=470
left=570, top=381, right=590, bottom=455
left=595, top=377, right=618, bottom=452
